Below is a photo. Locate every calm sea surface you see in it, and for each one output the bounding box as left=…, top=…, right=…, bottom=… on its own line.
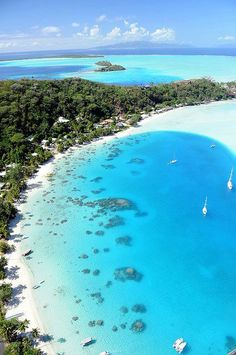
left=18, top=114, right=236, bottom=354
left=1, top=54, right=236, bottom=84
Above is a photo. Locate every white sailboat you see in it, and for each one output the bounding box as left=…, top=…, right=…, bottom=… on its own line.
left=202, top=196, right=208, bottom=216
left=227, top=168, right=233, bottom=190
left=168, top=153, right=178, bottom=165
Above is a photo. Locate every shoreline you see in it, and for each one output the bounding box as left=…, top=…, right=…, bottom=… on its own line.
left=6, top=98, right=236, bottom=354
left=6, top=158, right=60, bottom=354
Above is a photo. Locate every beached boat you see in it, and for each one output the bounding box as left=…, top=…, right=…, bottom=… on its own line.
left=202, top=196, right=208, bottom=216
left=227, top=167, right=234, bottom=190
left=173, top=338, right=187, bottom=353
left=22, top=249, right=32, bottom=257
left=80, top=337, right=93, bottom=347
left=100, top=352, right=110, bottom=355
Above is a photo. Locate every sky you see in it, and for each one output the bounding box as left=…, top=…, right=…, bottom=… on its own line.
left=0, top=0, right=236, bottom=52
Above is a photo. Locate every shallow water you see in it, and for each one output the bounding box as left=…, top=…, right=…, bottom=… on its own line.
left=1, top=54, right=236, bottom=84
left=18, top=127, right=236, bottom=354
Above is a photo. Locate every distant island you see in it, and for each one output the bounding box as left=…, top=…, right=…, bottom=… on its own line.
left=0, top=54, right=104, bottom=62
left=95, top=61, right=126, bottom=72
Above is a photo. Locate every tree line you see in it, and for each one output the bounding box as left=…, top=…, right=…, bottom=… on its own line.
left=0, top=77, right=234, bottom=354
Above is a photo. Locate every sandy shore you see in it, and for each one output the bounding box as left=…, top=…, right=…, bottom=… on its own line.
left=113, top=99, right=236, bottom=153
left=5, top=99, right=236, bottom=354
left=6, top=158, right=60, bottom=354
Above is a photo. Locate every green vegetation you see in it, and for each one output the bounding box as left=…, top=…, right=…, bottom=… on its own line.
left=0, top=241, right=11, bottom=254
left=0, top=78, right=232, bottom=240
left=95, top=61, right=126, bottom=71
left=0, top=284, right=12, bottom=307
left=96, top=60, right=112, bottom=66
left=0, top=77, right=234, bottom=353
left=0, top=317, right=41, bottom=354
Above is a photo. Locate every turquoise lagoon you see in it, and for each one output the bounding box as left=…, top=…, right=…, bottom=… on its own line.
left=1, top=55, right=236, bottom=84
left=18, top=107, right=236, bottom=354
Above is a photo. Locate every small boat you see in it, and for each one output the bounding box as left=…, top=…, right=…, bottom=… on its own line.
left=168, top=153, right=178, bottom=165
left=32, top=280, right=45, bottom=290
left=80, top=337, right=93, bottom=347
left=202, top=196, right=208, bottom=216
left=210, top=144, right=216, bottom=149
left=22, top=249, right=32, bottom=257
left=169, top=159, right=178, bottom=165
left=100, top=352, right=110, bottom=355
left=173, top=338, right=187, bottom=353
left=227, top=167, right=233, bottom=190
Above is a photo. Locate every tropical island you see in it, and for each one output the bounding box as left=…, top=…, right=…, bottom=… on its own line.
left=0, top=77, right=235, bottom=353
left=95, top=61, right=126, bottom=72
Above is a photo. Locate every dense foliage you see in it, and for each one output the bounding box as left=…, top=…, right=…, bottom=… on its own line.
left=0, top=78, right=230, bottom=167
left=0, top=317, right=41, bottom=354
left=0, top=77, right=233, bottom=353
left=95, top=61, right=126, bottom=71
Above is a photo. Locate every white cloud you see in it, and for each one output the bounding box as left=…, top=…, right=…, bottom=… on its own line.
left=0, top=21, right=178, bottom=52
left=0, top=32, right=28, bottom=39
left=151, top=27, right=175, bottom=42
left=75, top=24, right=100, bottom=39
left=76, top=32, right=84, bottom=37
left=97, top=14, right=107, bottom=22
left=72, top=22, right=80, bottom=28
left=90, top=25, right=100, bottom=37
left=123, top=23, right=149, bottom=40
left=41, top=26, right=61, bottom=35
left=83, top=26, right=89, bottom=34
left=0, top=41, right=16, bottom=49
left=106, top=27, right=121, bottom=40
left=218, top=35, right=235, bottom=41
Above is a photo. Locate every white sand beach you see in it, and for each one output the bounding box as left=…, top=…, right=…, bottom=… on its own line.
left=6, top=159, right=58, bottom=354
left=5, top=99, right=236, bottom=354
left=115, top=99, right=236, bottom=153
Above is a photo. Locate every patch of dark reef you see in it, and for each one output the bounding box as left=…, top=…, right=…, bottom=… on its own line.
left=130, top=319, right=146, bottom=333
left=105, top=215, right=124, bottom=228
left=114, top=267, right=143, bottom=282
left=115, top=235, right=132, bottom=246
left=128, top=158, right=145, bottom=164
left=132, top=304, right=146, bottom=313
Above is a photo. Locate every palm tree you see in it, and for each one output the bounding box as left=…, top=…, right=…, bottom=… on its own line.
left=18, top=319, right=30, bottom=333
left=31, top=327, right=40, bottom=339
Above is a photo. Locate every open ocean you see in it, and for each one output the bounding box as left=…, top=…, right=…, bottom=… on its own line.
left=17, top=101, right=236, bottom=355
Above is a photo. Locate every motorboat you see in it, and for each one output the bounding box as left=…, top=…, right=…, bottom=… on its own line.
left=173, top=338, right=187, bottom=353
left=80, top=337, right=93, bottom=347
left=202, top=196, right=208, bottom=216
